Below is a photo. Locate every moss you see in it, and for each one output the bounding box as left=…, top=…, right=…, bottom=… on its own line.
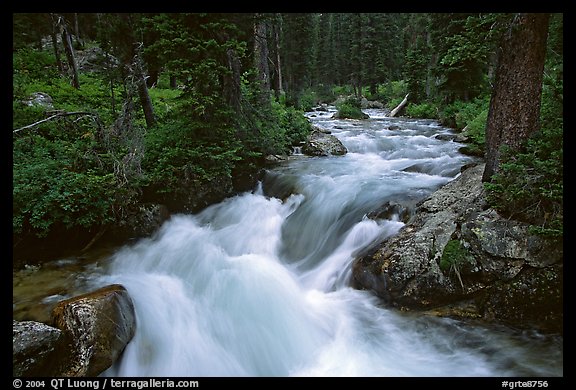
left=439, top=239, right=470, bottom=272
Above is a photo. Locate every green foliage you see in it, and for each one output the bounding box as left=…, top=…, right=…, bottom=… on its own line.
left=378, top=80, right=407, bottom=105
left=439, top=239, right=471, bottom=272
left=273, top=100, right=312, bottom=147
left=484, top=14, right=563, bottom=238
left=147, top=86, right=183, bottom=121
left=405, top=102, right=438, bottom=119
left=431, top=13, right=507, bottom=103
left=404, top=41, right=430, bottom=103
left=13, top=133, right=117, bottom=237
left=13, top=48, right=143, bottom=239
left=336, top=104, right=365, bottom=119
left=298, top=88, right=319, bottom=111
left=458, top=109, right=488, bottom=156
left=484, top=99, right=563, bottom=237
left=439, top=96, right=489, bottom=129
left=142, top=117, right=242, bottom=194
left=335, top=96, right=367, bottom=119
left=236, top=76, right=311, bottom=156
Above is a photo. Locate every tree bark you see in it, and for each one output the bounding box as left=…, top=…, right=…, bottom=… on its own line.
left=224, top=47, right=242, bottom=111
left=57, top=15, right=80, bottom=89
left=73, top=13, right=84, bottom=49
left=482, top=13, right=550, bottom=182
left=273, top=14, right=284, bottom=97
left=254, top=14, right=271, bottom=98
left=169, top=74, right=177, bottom=89
left=133, top=48, right=156, bottom=129
left=48, top=14, right=64, bottom=73
left=389, top=94, right=409, bottom=117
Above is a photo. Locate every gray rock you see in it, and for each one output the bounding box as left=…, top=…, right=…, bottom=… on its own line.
left=353, top=163, right=563, bottom=333
left=302, top=130, right=347, bottom=156
left=76, top=47, right=120, bottom=73
left=23, top=92, right=54, bottom=110
left=13, top=320, right=69, bottom=377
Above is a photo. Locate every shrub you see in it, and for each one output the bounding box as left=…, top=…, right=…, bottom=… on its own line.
left=406, top=102, right=438, bottom=119
left=335, top=96, right=368, bottom=119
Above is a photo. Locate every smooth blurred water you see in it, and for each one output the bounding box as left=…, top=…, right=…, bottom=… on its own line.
left=98, top=108, right=562, bottom=377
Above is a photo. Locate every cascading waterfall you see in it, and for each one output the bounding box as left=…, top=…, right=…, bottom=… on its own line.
left=97, top=107, right=562, bottom=377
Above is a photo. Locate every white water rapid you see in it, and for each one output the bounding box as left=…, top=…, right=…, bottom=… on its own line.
left=97, top=107, right=562, bottom=377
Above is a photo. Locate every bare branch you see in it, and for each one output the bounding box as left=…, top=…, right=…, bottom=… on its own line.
left=13, top=111, right=96, bottom=133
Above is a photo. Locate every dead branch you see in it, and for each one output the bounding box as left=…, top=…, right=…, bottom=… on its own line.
left=13, top=111, right=96, bottom=133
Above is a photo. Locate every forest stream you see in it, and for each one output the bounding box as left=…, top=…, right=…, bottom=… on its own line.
left=13, top=107, right=563, bottom=376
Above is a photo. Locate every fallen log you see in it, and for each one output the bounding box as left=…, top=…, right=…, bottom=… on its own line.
left=389, top=93, right=409, bottom=117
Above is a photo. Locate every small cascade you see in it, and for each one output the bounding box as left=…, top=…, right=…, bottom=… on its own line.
left=292, top=146, right=303, bottom=155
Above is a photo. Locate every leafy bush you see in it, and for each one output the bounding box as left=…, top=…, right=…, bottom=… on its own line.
left=484, top=119, right=562, bottom=237
left=378, top=80, right=408, bottom=104
left=335, top=96, right=368, bottom=119
left=405, top=102, right=438, bottom=119
left=13, top=133, right=117, bottom=237
left=439, top=95, right=489, bottom=129
left=298, top=88, right=318, bottom=111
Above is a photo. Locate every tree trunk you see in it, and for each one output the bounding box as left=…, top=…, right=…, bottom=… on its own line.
left=254, top=14, right=271, bottom=97
left=169, top=74, right=177, bottom=89
left=273, top=15, right=284, bottom=97
left=133, top=49, right=156, bottom=128
left=224, top=47, right=242, bottom=111
left=147, top=69, right=159, bottom=88
left=73, top=13, right=84, bottom=49
left=389, top=94, right=409, bottom=117
left=50, top=28, right=63, bottom=73
left=58, top=15, right=80, bottom=89
left=482, top=13, right=550, bottom=182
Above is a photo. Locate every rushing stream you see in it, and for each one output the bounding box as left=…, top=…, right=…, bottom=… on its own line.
left=19, top=107, right=562, bottom=377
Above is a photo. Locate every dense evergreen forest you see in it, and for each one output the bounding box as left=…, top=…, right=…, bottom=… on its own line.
left=13, top=13, right=563, bottom=258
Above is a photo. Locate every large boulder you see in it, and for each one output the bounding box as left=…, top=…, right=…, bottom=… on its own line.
left=13, top=320, right=69, bottom=377
left=353, top=163, right=563, bottom=333
left=302, top=129, right=348, bottom=156
left=51, top=284, right=136, bottom=376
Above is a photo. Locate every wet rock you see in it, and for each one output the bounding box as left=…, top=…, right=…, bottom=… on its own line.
left=367, top=201, right=413, bottom=223
left=434, top=134, right=457, bottom=141
left=302, top=130, right=347, bottom=156
left=52, top=284, right=136, bottom=376
left=353, top=163, right=563, bottom=333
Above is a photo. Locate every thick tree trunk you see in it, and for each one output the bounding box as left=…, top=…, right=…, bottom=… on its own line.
left=389, top=94, right=409, bottom=117
left=254, top=14, right=271, bottom=96
left=482, top=13, right=550, bottom=182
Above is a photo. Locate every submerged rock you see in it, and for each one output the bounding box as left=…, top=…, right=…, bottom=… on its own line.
left=353, top=163, right=563, bottom=334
